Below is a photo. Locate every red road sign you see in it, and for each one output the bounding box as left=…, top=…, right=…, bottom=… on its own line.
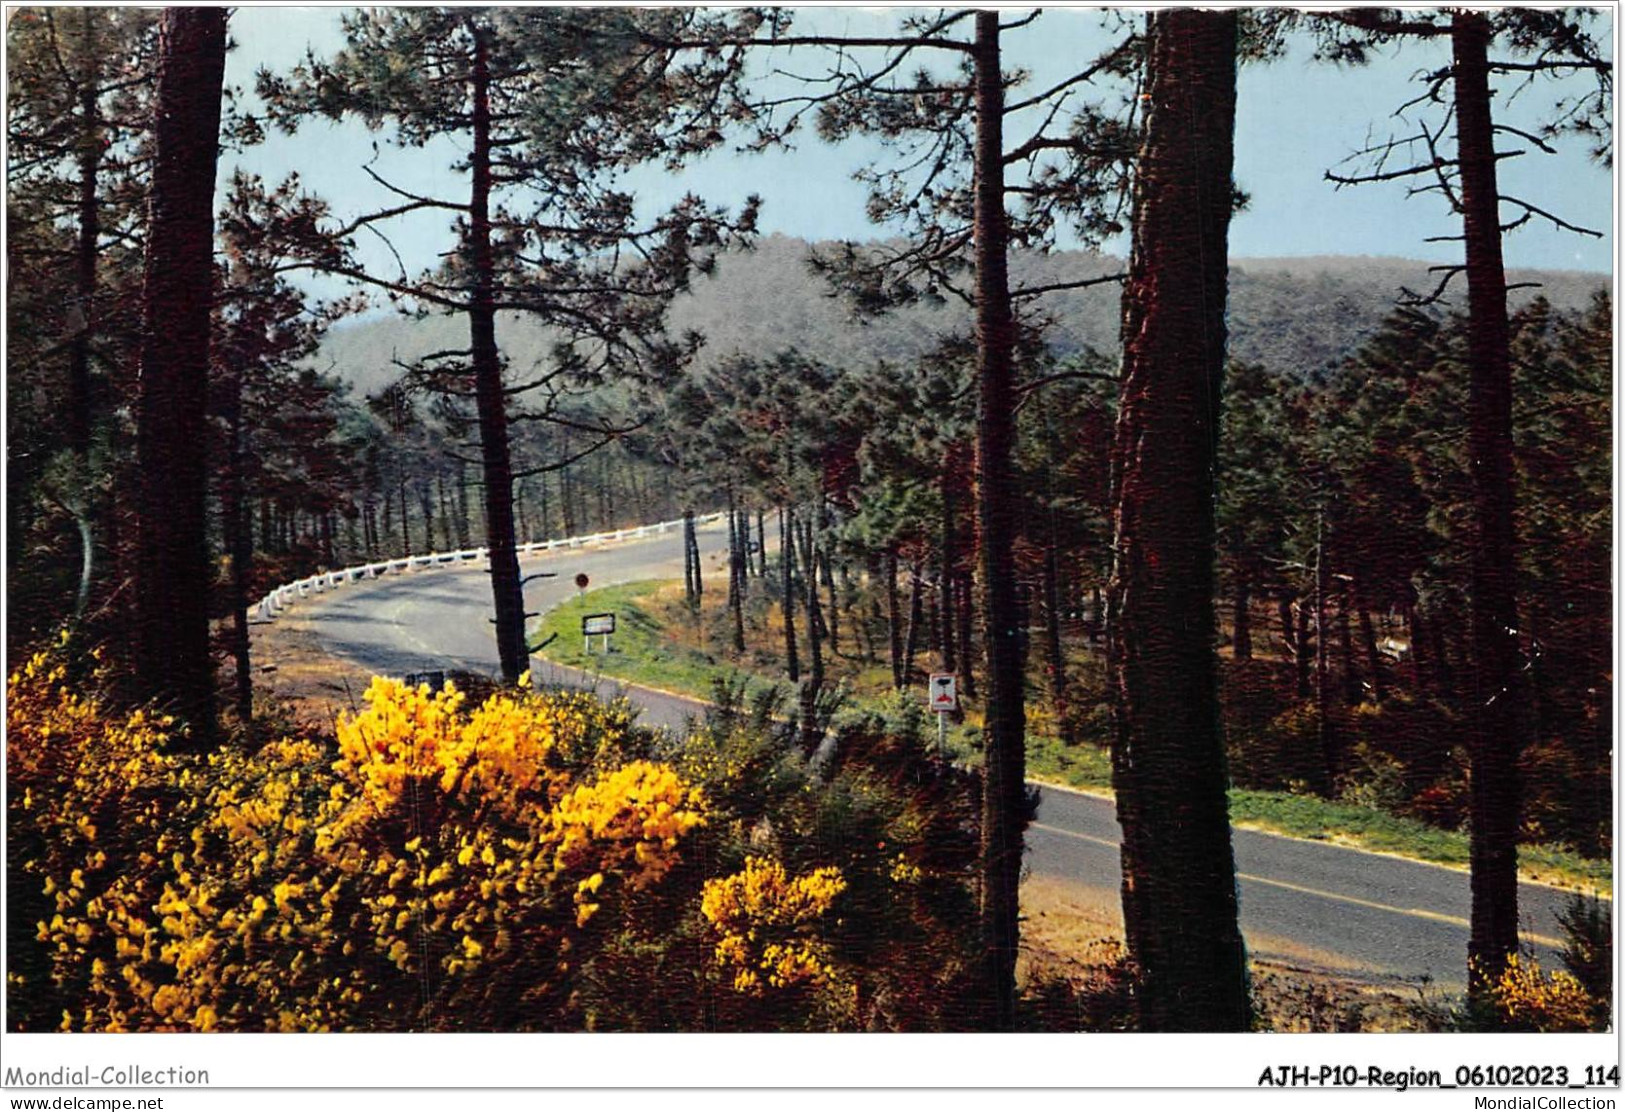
left=574, top=573, right=590, bottom=590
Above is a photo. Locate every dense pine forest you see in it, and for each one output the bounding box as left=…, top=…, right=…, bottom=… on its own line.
left=5, top=6, right=1613, bottom=1041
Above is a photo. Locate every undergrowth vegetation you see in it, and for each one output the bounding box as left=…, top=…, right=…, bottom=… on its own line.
left=6, top=642, right=1001, bottom=1032
left=10, top=642, right=1609, bottom=1032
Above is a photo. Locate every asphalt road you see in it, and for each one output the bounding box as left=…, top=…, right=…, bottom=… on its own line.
left=1029, top=786, right=1582, bottom=990
left=277, top=524, right=1598, bottom=991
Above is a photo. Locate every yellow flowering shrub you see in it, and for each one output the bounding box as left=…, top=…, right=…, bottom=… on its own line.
left=10, top=659, right=708, bottom=1032
left=700, top=856, right=846, bottom=994
left=7, top=646, right=189, bottom=1031
left=11, top=647, right=989, bottom=1032
left=1482, top=953, right=1601, bottom=1033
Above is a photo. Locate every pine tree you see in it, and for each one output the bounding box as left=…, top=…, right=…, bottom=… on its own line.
left=132, top=7, right=229, bottom=743
left=1314, top=3, right=1610, bottom=1004
left=1106, top=8, right=1251, bottom=1032
left=255, top=8, right=758, bottom=683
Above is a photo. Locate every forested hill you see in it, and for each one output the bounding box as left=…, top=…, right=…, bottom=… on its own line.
left=314, top=233, right=1608, bottom=396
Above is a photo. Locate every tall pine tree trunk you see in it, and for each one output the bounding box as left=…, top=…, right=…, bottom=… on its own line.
left=728, top=488, right=746, bottom=653
left=1453, top=10, right=1522, bottom=998
left=399, top=478, right=412, bottom=555
left=821, top=548, right=840, bottom=656
left=1277, top=595, right=1296, bottom=663
left=901, top=562, right=922, bottom=685
left=455, top=460, right=471, bottom=549
left=1043, top=501, right=1072, bottom=744
left=133, top=7, right=227, bottom=744
left=467, top=25, right=527, bottom=684
left=1338, top=596, right=1361, bottom=707
left=1359, top=602, right=1385, bottom=703
left=798, top=518, right=824, bottom=752
left=1232, top=581, right=1252, bottom=661
left=68, top=8, right=101, bottom=461
left=223, top=367, right=252, bottom=725
left=971, top=12, right=1026, bottom=1031
left=1295, top=602, right=1313, bottom=698
left=1105, top=8, right=1250, bottom=1032
left=683, top=508, right=698, bottom=610
left=939, top=450, right=958, bottom=672
left=781, top=506, right=800, bottom=684
left=886, top=546, right=904, bottom=688
left=956, top=571, right=978, bottom=699
left=1315, top=511, right=1334, bottom=793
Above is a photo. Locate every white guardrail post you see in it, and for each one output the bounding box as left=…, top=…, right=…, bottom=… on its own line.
left=252, top=511, right=713, bottom=624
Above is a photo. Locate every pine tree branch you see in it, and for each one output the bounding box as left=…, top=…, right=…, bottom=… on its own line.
left=510, top=434, right=620, bottom=477
left=361, top=163, right=470, bottom=212
left=1010, top=272, right=1128, bottom=300
left=1500, top=195, right=1604, bottom=238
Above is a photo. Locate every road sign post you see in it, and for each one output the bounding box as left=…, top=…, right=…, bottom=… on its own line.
left=582, top=612, right=616, bottom=654
left=928, top=673, right=956, bottom=758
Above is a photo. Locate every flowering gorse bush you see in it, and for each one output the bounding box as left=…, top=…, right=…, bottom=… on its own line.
left=701, top=856, right=846, bottom=994
left=10, top=661, right=707, bottom=1031
left=1481, top=953, right=1601, bottom=1033
left=10, top=647, right=986, bottom=1032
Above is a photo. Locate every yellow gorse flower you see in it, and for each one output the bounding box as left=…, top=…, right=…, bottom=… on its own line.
left=1481, top=953, right=1599, bottom=1032
left=11, top=652, right=708, bottom=1032
left=700, top=857, right=846, bottom=994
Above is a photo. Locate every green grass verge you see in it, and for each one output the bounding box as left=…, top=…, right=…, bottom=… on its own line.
left=536, top=579, right=1611, bottom=896
left=530, top=581, right=785, bottom=706
left=1224, top=790, right=1611, bottom=894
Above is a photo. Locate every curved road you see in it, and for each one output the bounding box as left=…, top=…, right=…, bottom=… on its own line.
left=263, top=525, right=1598, bottom=991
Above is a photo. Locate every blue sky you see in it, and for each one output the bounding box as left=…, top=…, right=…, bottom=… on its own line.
left=225, top=5, right=1615, bottom=306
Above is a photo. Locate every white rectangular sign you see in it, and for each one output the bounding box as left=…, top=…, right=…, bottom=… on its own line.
left=929, top=672, right=957, bottom=711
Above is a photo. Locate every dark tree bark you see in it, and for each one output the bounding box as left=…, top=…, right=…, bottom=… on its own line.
left=1453, top=9, right=1523, bottom=998
left=1430, top=611, right=1456, bottom=699
left=1338, top=596, right=1361, bottom=707
left=68, top=7, right=100, bottom=461
left=320, top=511, right=335, bottom=567
left=436, top=472, right=452, bottom=549
left=398, top=478, right=412, bottom=555
left=798, top=517, right=825, bottom=752
left=901, top=561, right=922, bottom=685
left=1042, top=498, right=1072, bottom=743
left=688, top=510, right=703, bottom=603
left=455, top=460, right=472, bottom=549
left=1405, top=600, right=1429, bottom=691
left=821, top=547, right=841, bottom=656
left=1105, top=8, right=1250, bottom=1032
left=956, top=571, right=977, bottom=699
left=1277, top=595, right=1296, bottom=662
left=970, top=11, right=1027, bottom=1032
left=132, top=7, right=228, bottom=744
left=1359, top=603, right=1385, bottom=703
left=886, top=546, right=904, bottom=688
left=416, top=484, right=435, bottom=556
left=222, top=366, right=252, bottom=725
left=728, top=489, right=746, bottom=652
left=939, top=450, right=958, bottom=672
left=726, top=493, right=739, bottom=610
left=467, top=25, right=528, bottom=684
left=683, top=508, right=698, bottom=610
left=1295, top=602, right=1313, bottom=698
left=558, top=460, right=575, bottom=536
left=781, top=507, right=799, bottom=683
left=1315, top=513, right=1334, bottom=793
left=1232, top=582, right=1252, bottom=661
